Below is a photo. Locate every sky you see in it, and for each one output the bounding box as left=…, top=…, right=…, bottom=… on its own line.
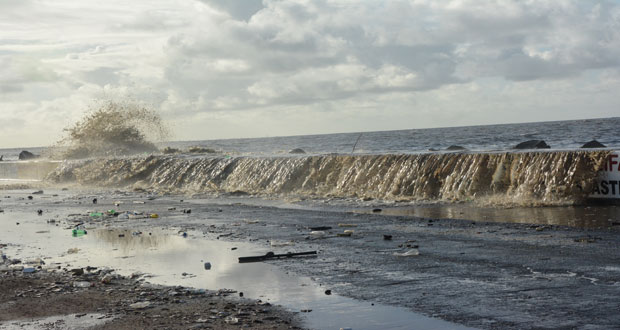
left=1, top=0, right=619, bottom=148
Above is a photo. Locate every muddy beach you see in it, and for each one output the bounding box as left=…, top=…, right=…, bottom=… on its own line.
left=1, top=186, right=620, bottom=329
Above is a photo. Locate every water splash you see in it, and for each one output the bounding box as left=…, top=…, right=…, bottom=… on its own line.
left=53, top=100, right=169, bottom=159
left=46, top=150, right=609, bottom=206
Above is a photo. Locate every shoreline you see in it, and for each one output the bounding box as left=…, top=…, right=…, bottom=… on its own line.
left=0, top=261, right=302, bottom=329
left=1, top=187, right=620, bottom=329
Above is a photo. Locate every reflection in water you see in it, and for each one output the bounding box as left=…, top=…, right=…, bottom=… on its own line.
left=370, top=204, right=620, bottom=228
left=0, top=212, right=473, bottom=330
left=93, top=229, right=172, bottom=253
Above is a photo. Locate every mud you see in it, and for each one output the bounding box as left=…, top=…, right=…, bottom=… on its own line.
left=0, top=266, right=300, bottom=329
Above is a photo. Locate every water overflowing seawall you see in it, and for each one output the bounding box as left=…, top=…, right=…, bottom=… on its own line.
left=46, top=151, right=611, bottom=206
left=0, top=161, right=61, bottom=181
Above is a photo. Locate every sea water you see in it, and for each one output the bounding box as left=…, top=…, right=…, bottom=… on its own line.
left=1, top=117, right=618, bottom=160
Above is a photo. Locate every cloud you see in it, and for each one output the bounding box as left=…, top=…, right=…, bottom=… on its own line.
left=197, top=0, right=265, bottom=21
left=1, top=0, right=620, bottom=147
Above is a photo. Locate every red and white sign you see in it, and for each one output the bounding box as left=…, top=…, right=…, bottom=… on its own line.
left=590, top=151, right=620, bottom=199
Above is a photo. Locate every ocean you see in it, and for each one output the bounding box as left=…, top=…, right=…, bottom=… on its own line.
left=1, top=117, right=618, bottom=160
left=2, top=117, right=619, bottom=209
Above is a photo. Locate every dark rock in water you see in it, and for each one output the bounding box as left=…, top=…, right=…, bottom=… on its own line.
left=446, top=145, right=467, bottom=151
left=187, top=146, right=216, bottom=153
left=162, top=146, right=180, bottom=154
left=513, top=140, right=550, bottom=149
left=18, top=150, right=39, bottom=160
left=581, top=140, right=606, bottom=148
left=428, top=148, right=439, bottom=151
left=289, top=148, right=306, bottom=154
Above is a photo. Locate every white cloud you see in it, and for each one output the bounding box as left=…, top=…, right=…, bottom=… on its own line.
left=0, top=0, right=619, bottom=147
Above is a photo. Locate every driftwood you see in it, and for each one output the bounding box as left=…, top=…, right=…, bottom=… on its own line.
left=238, top=251, right=317, bottom=263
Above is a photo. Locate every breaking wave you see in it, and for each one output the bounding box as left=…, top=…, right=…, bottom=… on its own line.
left=46, top=150, right=609, bottom=206
left=53, top=100, right=169, bottom=159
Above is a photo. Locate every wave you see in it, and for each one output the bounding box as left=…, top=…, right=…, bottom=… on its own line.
left=46, top=150, right=610, bottom=206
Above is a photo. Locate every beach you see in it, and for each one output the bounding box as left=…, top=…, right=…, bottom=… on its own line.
left=1, top=184, right=619, bottom=329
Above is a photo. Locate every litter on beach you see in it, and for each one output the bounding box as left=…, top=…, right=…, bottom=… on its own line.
left=393, top=249, right=420, bottom=257
left=238, top=251, right=317, bottom=263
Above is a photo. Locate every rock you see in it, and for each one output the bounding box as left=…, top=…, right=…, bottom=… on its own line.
left=129, top=301, right=151, bottom=309
left=581, top=140, right=606, bottom=148
left=446, top=145, right=467, bottom=151
left=162, top=147, right=180, bottom=154
left=513, top=140, right=550, bottom=149
left=101, top=274, right=114, bottom=284
left=70, top=268, right=84, bottom=276
left=187, top=146, right=216, bottom=153
left=289, top=148, right=306, bottom=154
left=18, top=150, right=39, bottom=160
left=324, top=289, right=332, bottom=295
left=73, top=281, right=91, bottom=288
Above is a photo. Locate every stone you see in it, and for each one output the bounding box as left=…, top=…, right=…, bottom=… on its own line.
left=446, top=145, right=467, bottom=151
left=513, top=140, right=550, bottom=149
left=581, top=140, right=606, bottom=148
left=18, top=150, right=39, bottom=160
left=289, top=148, right=306, bottom=154
left=129, top=301, right=151, bottom=309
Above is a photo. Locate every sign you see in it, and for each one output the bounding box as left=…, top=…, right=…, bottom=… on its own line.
left=590, top=151, right=620, bottom=199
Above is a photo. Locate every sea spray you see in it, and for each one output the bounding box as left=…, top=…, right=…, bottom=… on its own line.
left=46, top=150, right=610, bottom=206
left=53, top=100, right=169, bottom=159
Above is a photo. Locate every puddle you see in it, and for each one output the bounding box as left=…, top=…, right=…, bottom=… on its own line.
left=0, top=212, right=473, bottom=330
left=0, top=313, right=113, bottom=330
left=362, top=204, right=620, bottom=229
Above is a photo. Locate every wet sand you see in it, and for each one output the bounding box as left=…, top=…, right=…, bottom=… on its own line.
left=2, top=187, right=620, bottom=329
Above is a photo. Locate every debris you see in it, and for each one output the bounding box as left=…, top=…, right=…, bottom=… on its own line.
left=32, top=190, right=44, bottom=194
left=129, top=301, right=151, bottom=309
left=149, top=213, right=159, bottom=218
left=393, top=249, right=420, bottom=257
left=238, top=251, right=317, bottom=263
left=101, top=274, right=114, bottom=284
left=183, top=209, right=191, bottom=214
left=73, top=281, right=91, bottom=288
left=372, top=208, right=382, bottom=213
left=310, top=231, right=326, bottom=237
left=224, top=316, right=239, bottom=324
left=72, top=228, right=87, bottom=237
left=309, top=226, right=332, bottom=231
left=22, top=267, right=36, bottom=273
left=204, top=262, right=212, bottom=270
left=324, top=290, right=332, bottom=295
left=37, top=209, right=43, bottom=215
left=70, top=268, right=85, bottom=276
left=338, top=223, right=358, bottom=227
left=383, top=235, right=393, bottom=240
left=67, top=248, right=80, bottom=254
left=270, top=240, right=295, bottom=247
left=92, top=198, right=97, bottom=204
left=337, top=231, right=352, bottom=237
